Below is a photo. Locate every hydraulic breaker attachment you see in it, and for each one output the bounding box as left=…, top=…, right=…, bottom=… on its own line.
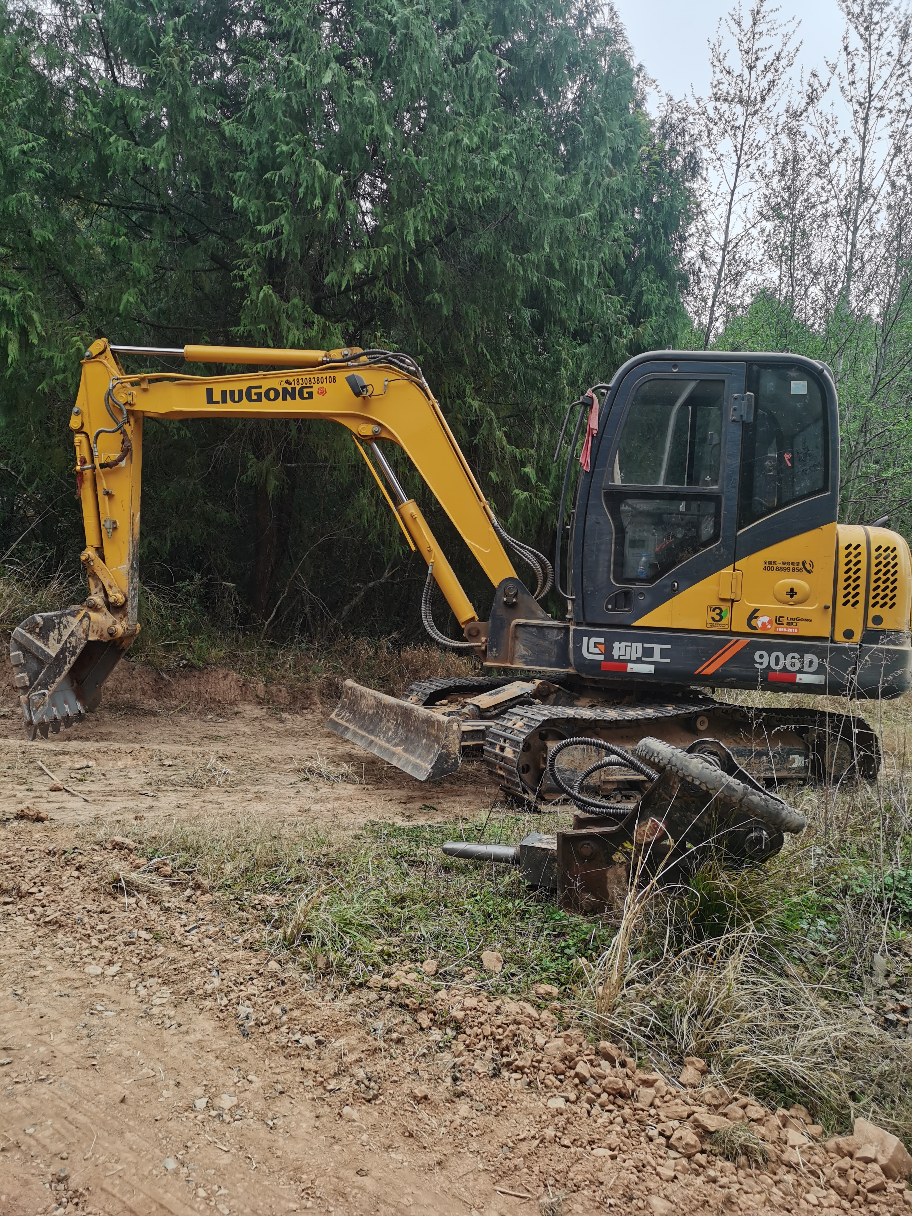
left=444, top=736, right=805, bottom=913
left=328, top=679, right=463, bottom=781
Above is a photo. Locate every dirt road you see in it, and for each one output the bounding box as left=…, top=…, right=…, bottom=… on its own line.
left=1, top=695, right=908, bottom=1215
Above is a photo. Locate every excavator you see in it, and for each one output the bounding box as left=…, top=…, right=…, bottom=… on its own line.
left=9, top=340, right=912, bottom=835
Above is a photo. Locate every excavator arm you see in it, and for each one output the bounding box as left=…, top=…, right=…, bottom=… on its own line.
left=10, top=338, right=520, bottom=741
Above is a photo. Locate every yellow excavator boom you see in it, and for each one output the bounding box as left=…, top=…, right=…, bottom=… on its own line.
left=11, top=339, right=517, bottom=739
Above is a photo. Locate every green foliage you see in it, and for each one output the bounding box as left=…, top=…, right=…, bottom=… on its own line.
left=0, top=0, right=692, bottom=635
left=842, top=865, right=912, bottom=926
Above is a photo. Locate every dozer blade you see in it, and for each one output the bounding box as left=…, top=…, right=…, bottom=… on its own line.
left=9, top=608, right=127, bottom=739
left=327, top=679, right=463, bottom=781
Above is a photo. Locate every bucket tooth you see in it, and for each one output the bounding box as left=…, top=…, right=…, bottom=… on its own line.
left=328, top=679, right=463, bottom=782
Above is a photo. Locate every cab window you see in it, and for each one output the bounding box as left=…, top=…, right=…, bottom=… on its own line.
left=738, top=365, right=828, bottom=529
left=602, top=376, right=725, bottom=584
left=606, top=377, right=724, bottom=487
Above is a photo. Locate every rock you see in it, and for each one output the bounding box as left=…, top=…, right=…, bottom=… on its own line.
left=481, top=951, right=503, bottom=974
left=194, top=1097, right=209, bottom=1111
left=217, top=1094, right=237, bottom=1110
left=597, top=1042, right=624, bottom=1064
left=865, top=1166, right=887, bottom=1193
left=690, top=1111, right=730, bottom=1134
left=743, top=1103, right=765, bottom=1121
left=48, top=783, right=64, bottom=792
left=411, top=1085, right=430, bottom=1103
left=15, top=806, right=48, bottom=822
left=266, top=960, right=281, bottom=972
left=574, top=1061, right=591, bottom=1083
left=534, top=984, right=559, bottom=998
left=683, top=1055, right=708, bottom=1074
left=84, top=965, right=102, bottom=976
left=104, top=964, right=121, bottom=977
left=646, top=1198, right=675, bottom=1216
left=636, top=1087, right=656, bottom=1109
left=854, top=1118, right=912, bottom=1181
left=872, top=954, right=890, bottom=987
left=678, top=1064, right=704, bottom=1087
left=854, top=1142, right=878, bottom=1164
left=786, top=1128, right=810, bottom=1147
left=546, top=1097, right=566, bottom=1110
left=656, top=1164, right=676, bottom=1182
left=669, top=1126, right=701, bottom=1157
left=342, top=1105, right=360, bottom=1121
left=415, top=1011, right=432, bottom=1030
left=421, top=959, right=438, bottom=976
left=163, top=1158, right=178, bottom=1171
left=724, top=1104, right=747, bottom=1123
left=109, top=836, right=138, bottom=851
left=825, top=1135, right=860, bottom=1158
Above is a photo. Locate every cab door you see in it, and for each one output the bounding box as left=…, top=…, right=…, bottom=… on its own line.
left=730, top=360, right=839, bottom=640
left=576, top=358, right=746, bottom=628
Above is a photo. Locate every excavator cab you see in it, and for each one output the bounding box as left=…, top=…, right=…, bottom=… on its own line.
left=572, top=353, right=836, bottom=636
left=542, top=351, right=911, bottom=699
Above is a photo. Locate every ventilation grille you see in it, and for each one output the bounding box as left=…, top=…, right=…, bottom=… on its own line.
left=840, top=542, right=863, bottom=608
left=870, top=543, right=899, bottom=610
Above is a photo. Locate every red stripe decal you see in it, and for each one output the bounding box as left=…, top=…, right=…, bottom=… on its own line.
left=694, top=637, right=750, bottom=676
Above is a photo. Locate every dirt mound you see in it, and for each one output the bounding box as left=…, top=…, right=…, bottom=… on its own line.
left=103, top=660, right=303, bottom=714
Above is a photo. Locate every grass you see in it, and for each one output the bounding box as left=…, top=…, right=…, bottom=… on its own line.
left=0, top=558, right=79, bottom=628
left=708, top=1122, right=769, bottom=1165
left=115, top=803, right=616, bottom=996
left=129, top=577, right=479, bottom=697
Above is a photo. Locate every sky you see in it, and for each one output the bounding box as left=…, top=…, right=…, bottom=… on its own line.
left=613, top=0, right=848, bottom=102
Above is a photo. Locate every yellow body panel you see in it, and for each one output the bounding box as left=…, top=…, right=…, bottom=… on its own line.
left=729, top=523, right=837, bottom=638
left=865, top=526, right=912, bottom=633
left=832, top=524, right=867, bottom=643
left=68, top=339, right=516, bottom=629
left=633, top=565, right=735, bottom=631
left=634, top=524, right=838, bottom=638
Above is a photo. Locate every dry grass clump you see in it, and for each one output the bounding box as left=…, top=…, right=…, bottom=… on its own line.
left=596, top=922, right=912, bottom=1132
left=131, top=578, right=479, bottom=699
left=708, top=1120, right=769, bottom=1164
left=298, top=755, right=363, bottom=785
left=587, top=692, right=912, bottom=1136
left=0, top=559, right=79, bottom=629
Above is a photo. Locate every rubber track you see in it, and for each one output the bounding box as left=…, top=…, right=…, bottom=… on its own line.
left=403, top=675, right=517, bottom=705
left=485, top=700, right=710, bottom=798
left=485, top=699, right=880, bottom=799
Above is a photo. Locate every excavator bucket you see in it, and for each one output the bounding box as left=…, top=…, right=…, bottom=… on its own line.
left=9, top=608, right=126, bottom=739
left=327, top=679, right=463, bottom=781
